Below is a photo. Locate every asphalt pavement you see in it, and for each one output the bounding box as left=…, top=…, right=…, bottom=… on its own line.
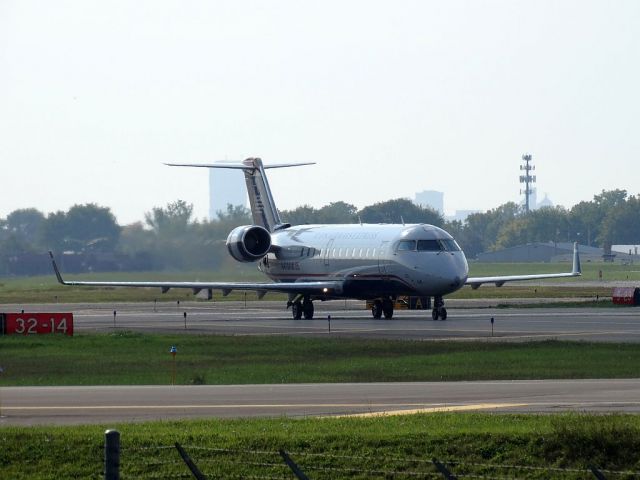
left=2, top=300, right=639, bottom=342
left=3, top=379, right=640, bottom=425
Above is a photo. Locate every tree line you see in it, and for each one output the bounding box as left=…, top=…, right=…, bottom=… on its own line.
left=0, top=189, right=637, bottom=275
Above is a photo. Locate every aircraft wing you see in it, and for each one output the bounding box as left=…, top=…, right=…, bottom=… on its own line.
left=49, top=252, right=342, bottom=298
left=465, top=242, right=581, bottom=290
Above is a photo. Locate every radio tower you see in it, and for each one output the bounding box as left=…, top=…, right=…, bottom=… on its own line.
left=519, top=154, right=536, bottom=213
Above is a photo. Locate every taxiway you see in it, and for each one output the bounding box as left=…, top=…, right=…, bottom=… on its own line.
left=2, top=379, right=640, bottom=425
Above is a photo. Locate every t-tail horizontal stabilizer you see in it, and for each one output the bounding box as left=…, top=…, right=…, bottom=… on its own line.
left=166, top=158, right=314, bottom=232
left=465, top=242, right=581, bottom=290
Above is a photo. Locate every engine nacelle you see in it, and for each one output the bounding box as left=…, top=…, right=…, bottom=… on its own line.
left=226, top=225, right=272, bottom=262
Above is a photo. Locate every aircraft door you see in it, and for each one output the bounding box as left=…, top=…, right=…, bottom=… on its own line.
left=324, top=239, right=334, bottom=268
left=378, top=241, right=389, bottom=274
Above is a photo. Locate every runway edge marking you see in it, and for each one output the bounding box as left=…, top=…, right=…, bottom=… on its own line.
left=327, top=403, right=529, bottom=418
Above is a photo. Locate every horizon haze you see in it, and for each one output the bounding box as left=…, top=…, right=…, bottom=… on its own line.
left=1, top=1, right=639, bottom=224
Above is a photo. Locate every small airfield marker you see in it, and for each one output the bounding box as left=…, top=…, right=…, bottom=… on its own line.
left=169, top=346, right=177, bottom=385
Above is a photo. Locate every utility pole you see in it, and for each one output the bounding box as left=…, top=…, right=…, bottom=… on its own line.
left=519, top=153, right=536, bottom=213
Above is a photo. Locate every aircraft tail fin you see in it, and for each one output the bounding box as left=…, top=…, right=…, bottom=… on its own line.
left=166, top=158, right=314, bottom=232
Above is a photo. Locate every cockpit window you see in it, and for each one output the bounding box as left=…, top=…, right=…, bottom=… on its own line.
left=415, top=239, right=462, bottom=252
left=398, top=238, right=462, bottom=252
left=397, top=240, right=416, bottom=251
left=417, top=239, right=441, bottom=251
left=441, top=239, right=461, bottom=251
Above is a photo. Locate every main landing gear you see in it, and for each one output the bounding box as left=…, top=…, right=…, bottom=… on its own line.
left=291, top=296, right=314, bottom=320
left=431, top=296, right=447, bottom=321
left=371, top=298, right=394, bottom=319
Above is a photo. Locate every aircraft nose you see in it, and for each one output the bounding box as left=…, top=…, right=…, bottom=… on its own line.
left=447, top=253, right=469, bottom=290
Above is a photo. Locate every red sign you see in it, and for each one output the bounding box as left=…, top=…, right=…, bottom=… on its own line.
left=612, top=287, right=640, bottom=306
left=4, top=313, right=74, bottom=336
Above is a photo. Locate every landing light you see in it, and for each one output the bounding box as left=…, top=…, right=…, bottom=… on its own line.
left=323, top=288, right=329, bottom=293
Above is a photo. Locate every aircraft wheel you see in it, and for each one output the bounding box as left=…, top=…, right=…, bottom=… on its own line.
left=303, top=299, right=314, bottom=320
left=371, top=300, right=383, bottom=319
left=292, top=302, right=303, bottom=320
left=382, top=298, right=394, bottom=319
left=439, top=307, right=447, bottom=321
left=431, top=308, right=439, bottom=321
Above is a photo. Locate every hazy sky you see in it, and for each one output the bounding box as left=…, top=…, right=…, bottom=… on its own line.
left=1, top=1, right=639, bottom=225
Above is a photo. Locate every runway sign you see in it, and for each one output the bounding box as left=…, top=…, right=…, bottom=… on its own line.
left=2, top=313, right=74, bottom=336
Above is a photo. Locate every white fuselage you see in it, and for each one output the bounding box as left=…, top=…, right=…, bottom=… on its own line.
left=259, top=223, right=469, bottom=299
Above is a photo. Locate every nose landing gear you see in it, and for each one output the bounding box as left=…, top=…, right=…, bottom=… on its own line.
left=431, top=296, right=447, bottom=321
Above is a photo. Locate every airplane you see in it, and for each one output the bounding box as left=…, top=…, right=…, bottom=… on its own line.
left=50, top=157, right=581, bottom=321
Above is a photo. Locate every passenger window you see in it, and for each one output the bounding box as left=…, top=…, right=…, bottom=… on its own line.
left=397, top=240, right=416, bottom=251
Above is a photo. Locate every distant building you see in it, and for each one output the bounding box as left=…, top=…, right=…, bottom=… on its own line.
left=613, top=245, right=640, bottom=256
left=535, top=193, right=553, bottom=209
left=522, top=192, right=554, bottom=211
left=476, top=242, right=610, bottom=263
left=209, top=166, right=247, bottom=220
left=414, top=190, right=444, bottom=214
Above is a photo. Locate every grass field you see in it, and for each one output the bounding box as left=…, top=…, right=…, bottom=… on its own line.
left=0, top=260, right=635, bottom=304
left=1, top=413, right=639, bottom=479
left=1, top=334, right=639, bottom=386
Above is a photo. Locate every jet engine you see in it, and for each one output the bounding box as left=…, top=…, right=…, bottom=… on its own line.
left=226, top=225, right=272, bottom=262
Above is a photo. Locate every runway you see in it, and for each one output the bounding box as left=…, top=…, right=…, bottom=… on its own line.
left=3, top=300, right=640, bottom=342
left=2, top=379, right=640, bottom=425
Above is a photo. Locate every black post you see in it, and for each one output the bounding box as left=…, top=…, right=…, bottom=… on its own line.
left=589, top=465, right=607, bottom=480
left=113, top=311, right=116, bottom=329
left=491, top=317, right=494, bottom=337
left=183, top=311, right=187, bottom=330
left=279, top=450, right=310, bottom=480
left=432, top=458, right=457, bottom=480
left=104, top=429, right=120, bottom=480
left=328, top=314, right=331, bottom=333
left=175, top=442, right=208, bottom=480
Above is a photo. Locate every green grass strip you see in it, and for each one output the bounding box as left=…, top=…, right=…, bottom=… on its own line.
left=2, top=413, right=640, bottom=479
left=1, top=335, right=640, bottom=385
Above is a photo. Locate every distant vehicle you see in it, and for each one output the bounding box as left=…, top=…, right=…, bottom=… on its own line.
left=50, top=158, right=581, bottom=320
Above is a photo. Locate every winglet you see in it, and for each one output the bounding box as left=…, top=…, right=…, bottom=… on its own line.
left=49, top=251, right=67, bottom=285
left=572, top=242, right=581, bottom=275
